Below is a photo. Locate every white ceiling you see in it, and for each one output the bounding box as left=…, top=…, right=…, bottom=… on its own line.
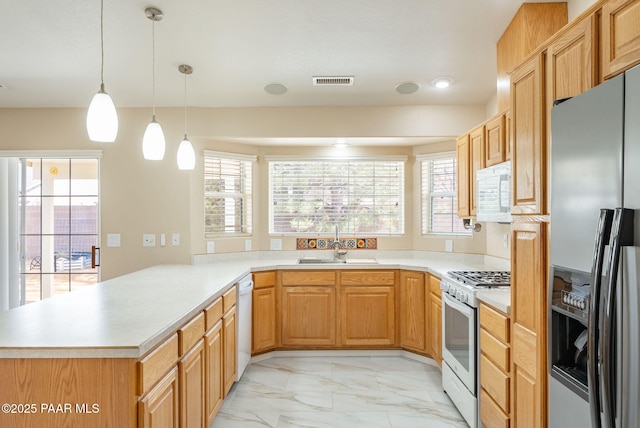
left=0, top=0, right=571, bottom=110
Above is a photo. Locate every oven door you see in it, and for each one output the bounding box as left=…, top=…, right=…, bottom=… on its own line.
left=442, top=291, right=476, bottom=393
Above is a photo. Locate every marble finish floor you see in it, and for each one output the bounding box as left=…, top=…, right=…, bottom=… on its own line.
left=211, top=354, right=468, bottom=428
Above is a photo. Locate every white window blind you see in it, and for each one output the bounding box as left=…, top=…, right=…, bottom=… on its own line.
left=204, top=152, right=253, bottom=236
left=421, top=154, right=470, bottom=235
left=269, top=159, right=404, bottom=235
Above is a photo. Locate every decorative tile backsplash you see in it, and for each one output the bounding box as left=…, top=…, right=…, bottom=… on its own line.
left=296, top=237, right=377, bottom=250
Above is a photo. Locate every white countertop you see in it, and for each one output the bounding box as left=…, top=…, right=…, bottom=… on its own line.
left=0, top=251, right=510, bottom=358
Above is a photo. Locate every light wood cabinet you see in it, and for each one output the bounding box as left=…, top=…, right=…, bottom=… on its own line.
left=139, top=366, right=180, bottom=428
left=510, top=222, right=548, bottom=428
left=252, top=271, right=277, bottom=354
left=205, top=319, right=223, bottom=427
left=511, top=53, right=546, bottom=215
left=456, top=134, right=471, bottom=218
left=479, top=302, right=511, bottom=427
left=485, top=114, right=507, bottom=167
left=602, top=0, right=640, bottom=78
left=470, top=125, right=486, bottom=217
left=400, top=271, right=427, bottom=353
left=546, top=11, right=598, bottom=129
left=222, top=305, right=237, bottom=396
left=281, top=285, right=337, bottom=346
left=179, top=339, right=205, bottom=428
left=340, top=285, right=395, bottom=346
left=428, top=275, right=442, bottom=365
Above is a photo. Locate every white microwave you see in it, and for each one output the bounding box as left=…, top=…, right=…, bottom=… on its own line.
left=476, top=161, right=511, bottom=223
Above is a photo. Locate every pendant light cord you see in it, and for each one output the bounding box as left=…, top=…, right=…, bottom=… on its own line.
left=100, top=0, right=105, bottom=89
left=184, top=72, right=188, bottom=136
left=151, top=18, right=156, bottom=117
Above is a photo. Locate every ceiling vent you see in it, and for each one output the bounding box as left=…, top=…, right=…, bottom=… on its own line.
left=313, top=76, right=354, bottom=86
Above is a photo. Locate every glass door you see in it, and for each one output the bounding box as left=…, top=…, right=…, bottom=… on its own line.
left=442, top=292, right=476, bottom=393
left=18, top=158, right=100, bottom=304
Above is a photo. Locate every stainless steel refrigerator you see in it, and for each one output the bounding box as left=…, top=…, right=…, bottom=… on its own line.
left=548, top=64, right=640, bottom=428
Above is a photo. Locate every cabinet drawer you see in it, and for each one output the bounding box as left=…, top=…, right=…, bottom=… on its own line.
left=223, top=286, right=237, bottom=313
left=253, top=271, right=276, bottom=289
left=429, top=275, right=441, bottom=297
left=480, top=354, right=510, bottom=413
left=205, top=297, right=223, bottom=331
left=138, top=333, right=179, bottom=394
left=480, top=388, right=510, bottom=428
left=480, top=303, right=509, bottom=343
left=179, top=312, right=205, bottom=356
left=480, top=328, right=510, bottom=372
left=281, top=271, right=336, bottom=286
left=341, top=270, right=395, bottom=286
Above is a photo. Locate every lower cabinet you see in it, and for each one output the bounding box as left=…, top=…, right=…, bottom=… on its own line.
left=139, top=366, right=180, bottom=428
left=252, top=271, right=277, bottom=354
left=340, top=285, right=395, bottom=346
left=281, top=286, right=337, bottom=346
left=205, top=319, right=223, bottom=426
left=479, top=302, right=511, bottom=428
left=179, top=339, right=205, bottom=428
left=428, top=274, right=442, bottom=364
left=223, top=305, right=237, bottom=396
left=399, top=270, right=427, bottom=353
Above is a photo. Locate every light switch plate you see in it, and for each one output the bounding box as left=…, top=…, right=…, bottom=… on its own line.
left=160, top=233, right=166, bottom=247
left=143, top=234, right=156, bottom=247
left=445, top=240, right=453, bottom=252
left=207, top=241, right=215, bottom=253
left=245, top=239, right=252, bottom=251
left=107, top=233, right=121, bottom=247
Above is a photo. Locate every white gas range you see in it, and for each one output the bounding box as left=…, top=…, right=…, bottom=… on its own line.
left=440, top=270, right=510, bottom=428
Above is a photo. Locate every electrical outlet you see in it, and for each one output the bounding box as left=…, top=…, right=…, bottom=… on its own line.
left=245, top=239, right=252, bottom=251
left=270, top=238, right=282, bottom=250
left=445, top=240, right=453, bottom=252
left=172, top=233, right=180, bottom=246
left=503, top=234, right=509, bottom=248
left=107, top=233, right=120, bottom=247
left=143, top=234, right=156, bottom=247
left=207, top=241, right=215, bottom=253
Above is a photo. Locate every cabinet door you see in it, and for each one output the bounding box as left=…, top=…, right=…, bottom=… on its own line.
left=281, top=286, right=336, bottom=346
left=547, top=12, right=597, bottom=136
left=340, top=286, right=395, bottom=346
left=510, top=222, right=547, bottom=428
left=511, top=54, right=546, bottom=215
left=456, top=134, right=471, bottom=218
left=485, top=114, right=506, bottom=167
left=429, top=296, right=442, bottom=365
left=179, top=339, right=205, bottom=428
left=602, top=0, right=640, bottom=78
left=252, top=286, right=277, bottom=354
left=470, top=125, right=486, bottom=216
left=222, top=306, right=237, bottom=397
left=205, top=320, right=223, bottom=426
left=138, top=366, right=180, bottom=428
left=400, top=271, right=426, bottom=353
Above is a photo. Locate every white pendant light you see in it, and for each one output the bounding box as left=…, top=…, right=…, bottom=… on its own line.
left=177, top=64, right=196, bottom=170
left=142, top=7, right=165, bottom=160
left=86, top=0, right=118, bottom=142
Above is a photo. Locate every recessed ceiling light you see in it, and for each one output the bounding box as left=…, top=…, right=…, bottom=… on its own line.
left=395, top=82, right=420, bottom=95
left=431, top=77, right=452, bottom=89
left=264, top=83, right=287, bottom=95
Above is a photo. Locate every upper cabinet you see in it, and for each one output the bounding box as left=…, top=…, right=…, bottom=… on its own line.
left=485, top=114, right=507, bottom=167
left=469, top=125, right=486, bottom=217
left=602, top=0, right=640, bottom=78
left=456, top=134, right=471, bottom=218
left=511, top=54, right=545, bottom=216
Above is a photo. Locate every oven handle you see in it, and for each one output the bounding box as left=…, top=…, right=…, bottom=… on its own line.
left=442, top=291, right=474, bottom=316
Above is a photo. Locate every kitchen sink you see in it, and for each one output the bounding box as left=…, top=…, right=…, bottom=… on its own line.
left=296, top=258, right=378, bottom=264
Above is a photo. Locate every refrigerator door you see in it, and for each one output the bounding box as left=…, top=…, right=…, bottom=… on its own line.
left=550, top=75, right=624, bottom=272
left=621, top=64, right=640, bottom=428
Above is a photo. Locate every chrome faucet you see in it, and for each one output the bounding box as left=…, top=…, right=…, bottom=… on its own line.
left=332, top=225, right=348, bottom=262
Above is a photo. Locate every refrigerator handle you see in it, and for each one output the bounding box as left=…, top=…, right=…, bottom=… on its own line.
left=588, top=209, right=614, bottom=428
left=601, top=208, right=634, bottom=428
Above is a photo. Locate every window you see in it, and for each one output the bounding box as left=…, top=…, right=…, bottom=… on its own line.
left=204, top=151, right=255, bottom=236
left=421, top=154, right=470, bottom=235
left=269, top=158, right=405, bottom=235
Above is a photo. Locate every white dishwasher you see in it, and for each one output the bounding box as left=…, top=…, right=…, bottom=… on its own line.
left=236, top=274, right=253, bottom=381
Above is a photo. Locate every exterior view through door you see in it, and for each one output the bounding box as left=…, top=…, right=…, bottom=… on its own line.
left=19, top=158, right=100, bottom=305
